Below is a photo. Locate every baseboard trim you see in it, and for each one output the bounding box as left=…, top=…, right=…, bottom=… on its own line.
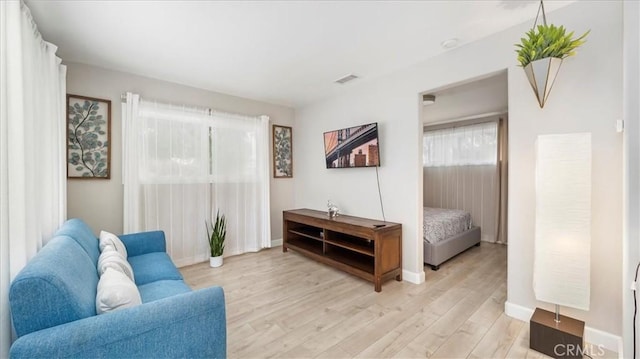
left=271, top=238, right=283, bottom=247
left=504, top=301, right=622, bottom=355
left=584, top=327, right=623, bottom=358
left=504, top=301, right=534, bottom=321
left=402, top=269, right=425, bottom=284
left=175, top=254, right=209, bottom=268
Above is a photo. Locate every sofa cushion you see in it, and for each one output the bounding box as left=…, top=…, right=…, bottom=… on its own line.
left=96, top=268, right=142, bottom=314
left=128, top=252, right=183, bottom=285
left=54, top=218, right=100, bottom=264
left=138, top=280, right=191, bottom=303
left=9, top=236, right=98, bottom=337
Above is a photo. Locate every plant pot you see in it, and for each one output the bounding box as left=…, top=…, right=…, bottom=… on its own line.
left=523, top=57, right=563, bottom=108
left=209, top=256, right=223, bottom=268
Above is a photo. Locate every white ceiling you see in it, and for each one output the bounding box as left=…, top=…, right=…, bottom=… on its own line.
left=25, top=0, right=574, bottom=108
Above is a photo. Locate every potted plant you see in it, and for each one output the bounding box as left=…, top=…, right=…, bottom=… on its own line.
left=515, top=23, right=589, bottom=107
left=516, top=24, right=589, bottom=68
left=206, top=210, right=226, bottom=268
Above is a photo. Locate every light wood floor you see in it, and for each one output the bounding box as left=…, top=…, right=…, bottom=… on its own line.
left=180, top=243, right=614, bottom=359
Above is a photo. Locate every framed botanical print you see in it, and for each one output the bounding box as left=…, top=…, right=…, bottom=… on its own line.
left=272, top=125, right=293, bottom=178
left=67, top=94, right=111, bottom=179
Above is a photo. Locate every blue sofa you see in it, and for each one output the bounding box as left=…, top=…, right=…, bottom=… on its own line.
left=9, top=219, right=226, bottom=358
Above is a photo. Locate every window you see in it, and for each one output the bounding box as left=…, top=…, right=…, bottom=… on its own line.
left=123, top=94, right=271, bottom=265
left=423, top=121, right=498, bottom=167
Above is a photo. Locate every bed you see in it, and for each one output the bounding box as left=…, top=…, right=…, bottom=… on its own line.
left=423, top=207, right=481, bottom=271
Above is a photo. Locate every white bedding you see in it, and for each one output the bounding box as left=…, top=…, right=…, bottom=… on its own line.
left=423, top=207, right=472, bottom=244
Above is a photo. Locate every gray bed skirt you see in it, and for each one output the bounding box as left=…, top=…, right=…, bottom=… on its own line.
left=423, top=226, right=481, bottom=270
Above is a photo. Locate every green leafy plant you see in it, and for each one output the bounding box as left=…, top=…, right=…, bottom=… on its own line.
left=515, top=24, right=589, bottom=67
left=206, top=210, right=226, bottom=257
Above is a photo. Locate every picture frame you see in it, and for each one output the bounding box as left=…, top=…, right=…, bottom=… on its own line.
left=66, top=94, right=111, bottom=179
left=272, top=125, right=293, bottom=178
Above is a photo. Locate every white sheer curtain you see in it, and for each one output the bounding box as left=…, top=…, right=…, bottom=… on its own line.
left=423, top=121, right=498, bottom=166
left=0, top=1, right=67, bottom=355
left=137, top=99, right=213, bottom=267
left=423, top=121, right=501, bottom=243
left=210, top=113, right=271, bottom=255
left=122, top=94, right=270, bottom=266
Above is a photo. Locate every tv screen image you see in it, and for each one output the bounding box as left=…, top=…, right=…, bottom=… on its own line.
left=323, top=122, right=380, bottom=168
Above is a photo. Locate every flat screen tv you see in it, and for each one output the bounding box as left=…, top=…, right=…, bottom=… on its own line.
left=323, top=122, right=380, bottom=169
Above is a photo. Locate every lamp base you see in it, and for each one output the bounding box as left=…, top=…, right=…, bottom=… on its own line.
left=530, top=308, right=585, bottom=359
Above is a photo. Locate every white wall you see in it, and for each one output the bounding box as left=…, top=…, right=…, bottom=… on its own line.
left=623, top=1, right=640, bottom=357
left=294, top=0, right=623, bottom=345
left=507, top=2, right=622, bottom=340
left=421, top=71, right=507, bottom=124
left=66, top=63, right=295, bottom=243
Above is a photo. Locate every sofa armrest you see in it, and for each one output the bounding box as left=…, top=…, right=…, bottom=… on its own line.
left=10, top=287, right=226, bottom=359
left=120, top=230, right=166, bottom=256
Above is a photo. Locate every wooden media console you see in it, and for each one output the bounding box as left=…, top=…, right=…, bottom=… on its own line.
left=283, top=208, right=402, bottom=292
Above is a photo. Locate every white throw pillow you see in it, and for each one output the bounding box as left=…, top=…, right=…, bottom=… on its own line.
left=96, top=267, right=142, bottom=314
left=99, top=230, right=128, bottom=258
left=101, top=244, right=116, bottom=253
left=97, top=250, right=135, bottom=282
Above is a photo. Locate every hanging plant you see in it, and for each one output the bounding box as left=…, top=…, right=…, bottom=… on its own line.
left=515, top=24, right=589, bottom=68
left=514, top=0, right=589, bottom=108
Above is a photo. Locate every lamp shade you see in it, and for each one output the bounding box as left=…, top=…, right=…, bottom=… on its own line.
left=534, top=133, right=591, bottom=311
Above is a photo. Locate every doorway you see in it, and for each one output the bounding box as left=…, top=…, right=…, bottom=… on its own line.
left=419, top=70, right=508, bottom=272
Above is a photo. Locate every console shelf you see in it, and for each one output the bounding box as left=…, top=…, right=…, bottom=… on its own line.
left=289, top=228, right=324, bottom=242
left=283, top=208, right=402, bottom=292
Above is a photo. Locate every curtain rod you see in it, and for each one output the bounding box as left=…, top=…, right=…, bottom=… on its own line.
left=120, top=92, right=212, bottom=113
left=423, top=111, right=507, bottom=132
left=121, top=92, right=269, bottom=120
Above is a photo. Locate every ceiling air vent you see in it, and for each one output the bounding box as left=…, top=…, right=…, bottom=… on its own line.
left=334, top=74, right=359, bottom=84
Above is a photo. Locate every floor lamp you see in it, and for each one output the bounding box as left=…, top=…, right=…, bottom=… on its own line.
left=531, top=133, right=591, bottom=359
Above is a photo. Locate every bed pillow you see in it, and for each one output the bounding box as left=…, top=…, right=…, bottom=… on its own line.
left=96, top=267, right=142, bottom=314
left=97, top=250, right=135, bottom=282
left=99, top=230, right=128, bottom=258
